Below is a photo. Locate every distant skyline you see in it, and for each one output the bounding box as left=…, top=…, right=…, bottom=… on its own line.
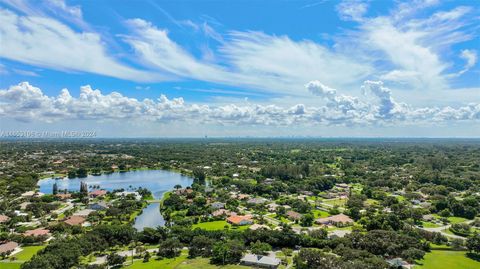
left=0, top=0, right=479, bottom=137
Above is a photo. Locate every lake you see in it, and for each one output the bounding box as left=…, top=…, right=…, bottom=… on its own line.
left=37, top=169, right=193, bottom=230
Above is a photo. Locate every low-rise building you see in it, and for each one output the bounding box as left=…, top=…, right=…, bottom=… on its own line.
left=286, top=211, right=302, bottom=221
left=315, top=213, right=354, bottom=226
left=24, top=228, right=51, bottom=237
left=212, top=209, right=236, bottom=217
left=64, top=216, right=86, bottom=226
left=89, top=190, right=107, bottom=198
left=115, top=191, right=142, bottom=200
left=0, top=241, right=19, bottom=255
left=240, top=253, right=281, bottom=269
left=386, top=258, right=413, bottom=269
left=211, top=202, right=225, bottom=209
left=74, top=209, right=95, bottom=217
left=0, top=215, right=10, bottom=223
left=88, top=201, right=109, bottom=211
left=247, top=197, right=268, bottom=205
left=227, top=215, right=253, bottom=226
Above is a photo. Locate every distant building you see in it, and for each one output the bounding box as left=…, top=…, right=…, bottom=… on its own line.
left=73, top=209, right=95, bottom=217
left=247, top=197, right=268, bottom=205
left=0, top=241, right=19, bottom=255
left=24, top=228, right=51, bottom=237
left=115, top=191, right=141, bottom=200
left=286, top=211, right=302, bottom=221
left=211, top=202, right=226, bottom=209
left=227, top=215, right=253, bottom=226
left=89, top=190, right=107, bottom=198
left=64, top=216, right=86, bottom=226
left=240, top=253, right=281, bottom=268
left=55, top=193, right=72, bottom=200
left=88, top=201, right=109, bottom=211
left=212, top=209, right=236, bottom=217
left=386, top=258, right=413, bottom=269
left=249, top=224, right=270, bottom=231
left=315, top=214, right=354, bottom=226
left=0, top=215, right=10, bottom=223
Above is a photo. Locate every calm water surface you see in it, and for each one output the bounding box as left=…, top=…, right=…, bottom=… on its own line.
left=37, top=170, right=193, bottom=230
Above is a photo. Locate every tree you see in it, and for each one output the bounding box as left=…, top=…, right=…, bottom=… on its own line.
left=52, top=183, right=58, bottom=195
left=189, top=235, right=214, bottom=257
left=107, top=253, right=126, bottom=267
left=300, top=213, right=314, bottom=227
left=211, top=240, right=245, bottom=265
left=143, top=252, right=150, bottom=263
left=466, top=233, right=480, bottom=253
left=250, top=240, right=272, bottom=255
left=157, top=238, right=182, bottom=258
left=193, top=168, right=206, bottom=184
left=174, top=184, right=182, bottom=190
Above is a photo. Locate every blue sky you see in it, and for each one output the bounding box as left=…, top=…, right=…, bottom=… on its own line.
left=0, top=0, right=479, bottom=137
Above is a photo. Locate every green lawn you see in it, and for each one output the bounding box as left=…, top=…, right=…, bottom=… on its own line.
left=191, top=221, right=249, bottom=231
left=415, top=250, right=480, bottom=269
left=122, top=251, right=249, bottom=269
left=447, top=216, right=468, bottom=224
left=0, top=262, right=22, bottom=269
left=421, top=221, right=441, bottom=228
left=13, top=245, right=46, bottom=261
left=0, top=245, right=46, bottom=269
left=322, top=198, right=347, bottom=207
left=312, top=209, right=330, bottom=218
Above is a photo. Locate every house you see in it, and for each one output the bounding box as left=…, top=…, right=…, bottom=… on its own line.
left=247, top=197, right=268, bottom=205
left=64, top=216, right=86, bottom=226
left=387, top=258, right=413, bottom=269
left=335, top=183, right=350, bottom=189
left=19, top=202, right=31, bottom=210
left=227, top=215, right=253, bottom=226
left=212, top=209, right=236, bottom=217
left=21, top=191, right=36, bottom=197
left=240, top=253, right=281, bottom=269
left=55, top=193, right=72, bottom=200
left=88, top=201, right=109, bottom=211
left=0, top=214, right=10, bottom=223
left=89, top=190, right=107, bottom=198
left=286, top=211, right=302, bottom=221
left=211, top=202, right=225, bottom=209
left=237, top=194, right=250, bottom=200
left=249, top=224, right=270, bottom=231
left=73, top=209, right=95, bottom=217
left=24, top=228, right=51, bottom=237
left=422, top=214, right=434, bottom=221
left=315, top=214, right=354, bottom=226
left=115, top=191, right=142, bottom=200
left=0, top=241, right=19, bottom=255
left=328, top=229, right=352, bottom=238
left=175, top=188, right=193, bottom=195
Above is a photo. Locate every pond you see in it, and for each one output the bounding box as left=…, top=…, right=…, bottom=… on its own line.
left=37, top=170, right=193, bottom=230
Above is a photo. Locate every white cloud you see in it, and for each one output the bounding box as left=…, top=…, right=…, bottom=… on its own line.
left=1, top=82, right=478, bottom=127
left=336, top=0, right=368, bottom=21
left=0, top=8, right=162, bottom=82
left=458, top=49, right=477, bottom=75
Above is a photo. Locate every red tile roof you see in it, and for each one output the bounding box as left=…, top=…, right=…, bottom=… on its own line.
left=0, top=215, right=10, bottom=223
left=64, top=216, right=86, bottom=226
left=0, top=242, right=18, bottom=254
left=24, top=228, right=50, bottom=237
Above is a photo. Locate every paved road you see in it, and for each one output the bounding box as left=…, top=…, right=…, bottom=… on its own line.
left=418, top=220, right=474, bottom=239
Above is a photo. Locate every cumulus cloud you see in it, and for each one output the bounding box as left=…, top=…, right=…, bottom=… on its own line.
left=0, top=82, right=478, bottom=127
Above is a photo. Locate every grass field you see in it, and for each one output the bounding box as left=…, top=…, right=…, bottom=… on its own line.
left=191, top=221, right=249, bottom=231
left=322, top=198, right=347, bottom=207
left=0, top=245, right=46, bottom=269
left=421, top=221, right=441, bottom=228
left=0, top=262, right=22, bottom=269
left=415, top=250, right=480, bottom=269
left=13, top=245, right=46, bottom=261
left=312, top=209, right=330, bottom=218
left=122, top=250, right=249, bottom=269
